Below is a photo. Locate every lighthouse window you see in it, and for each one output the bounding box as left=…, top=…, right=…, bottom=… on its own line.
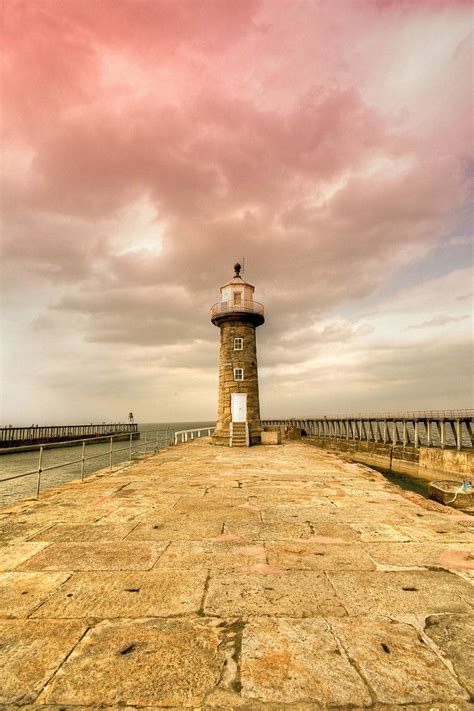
left=234, top=337, right=243, bottom=350
left=234, top=291, right=242, bottom=304
left=233, top=368, right=244, bottom=381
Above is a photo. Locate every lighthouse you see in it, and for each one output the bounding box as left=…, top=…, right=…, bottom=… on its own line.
left=210, top=263, right=265, bottom=446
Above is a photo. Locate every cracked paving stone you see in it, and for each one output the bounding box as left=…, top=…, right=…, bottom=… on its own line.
left=328, top=570, right=473, bottom=615
left=266, top=541, right=375, bottom=570
left=32, top=570, right=208, bottom=618
left=240, top=616, right=371, bottom=705
left=0, top=572, right=71, bottom=617
left=0, top=619, right=87, bottom=704
left=18, top=542, right=166, bottom=571
left=330, top=616, right=469, bottom=704
left=204, top=571, right=347, bottom=617
left=424, top=614, right=474, bottom=695
left=40, top=618, right=224, bottom=707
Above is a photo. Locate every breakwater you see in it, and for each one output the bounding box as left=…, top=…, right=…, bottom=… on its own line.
left=1, top=437, right=473, bottom=707
left=0, top=423, right=139, bottom=451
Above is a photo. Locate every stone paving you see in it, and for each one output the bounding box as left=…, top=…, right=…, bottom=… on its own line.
left=0, top=438, right=473, bottom=709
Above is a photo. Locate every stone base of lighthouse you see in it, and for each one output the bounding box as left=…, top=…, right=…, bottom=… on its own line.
left=211, top=319, right=263, bottom=447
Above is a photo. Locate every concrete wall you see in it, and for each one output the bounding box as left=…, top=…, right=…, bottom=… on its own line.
left=305, top=436, right=474, bottom=481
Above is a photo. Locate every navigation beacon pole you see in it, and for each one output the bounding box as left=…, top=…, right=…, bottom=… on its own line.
left=210, top=263, right=265, bottom=447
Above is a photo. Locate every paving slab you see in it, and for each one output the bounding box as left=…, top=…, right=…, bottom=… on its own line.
left=0, top=542, right=49, bottom=571
left=127, top=519, right=223, bottom=541
left=0, top=517, right=54, bottom=544
left=328, top=570, right=473, bottom=615
left=156, top=540, right=268, bottom=570
left=32, top=570, right=207, bottom=618
left=225, top=520, right=312, bottom=540
left=29, top=523, right=138, bottom=542
left=0, top=572, right=71, bottom=617
left=330, top=616, right=468, bottom=704
left=240, top=617, right=371, bottom=705
left=0, top=619, right=87, bottom=704
left=39, top=618, right=224, bottom=706
left=363, top=542, right=474, bottom=570
left=424, top=614, right=474, bottom=695
left=18, top=542, right=166, bottom=571
left=266, top=541, right=375, bottom=570
left=204, top=571, right=347, bottom=617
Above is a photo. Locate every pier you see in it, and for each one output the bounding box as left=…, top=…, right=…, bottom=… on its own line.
left=1, top=436, right=472, bottom=707
left=0, top=423, right=139, bottom=450
left=263, top=410, right=474, bottom=450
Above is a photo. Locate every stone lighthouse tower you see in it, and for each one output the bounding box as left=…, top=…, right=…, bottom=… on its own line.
left=211, top=263, right=264, bottom=446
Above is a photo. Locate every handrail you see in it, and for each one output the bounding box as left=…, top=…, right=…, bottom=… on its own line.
left=263, top=409, right=473, bottom=420
left=0, top=427, right=173, bottom=499
left=174, top=427, right=215, bottom=445
left=211, top=300, right=264, bottom=318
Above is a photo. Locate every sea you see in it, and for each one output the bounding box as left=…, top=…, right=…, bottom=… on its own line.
left=0, top=421, right=214, bottom=508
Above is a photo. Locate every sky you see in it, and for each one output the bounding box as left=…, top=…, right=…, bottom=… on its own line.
left=1, top=0, right=473, bottom=425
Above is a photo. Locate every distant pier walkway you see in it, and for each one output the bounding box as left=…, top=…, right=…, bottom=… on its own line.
left=0, top=423, right=139, bottom=450
left=0, top=438, right=473, bottom=707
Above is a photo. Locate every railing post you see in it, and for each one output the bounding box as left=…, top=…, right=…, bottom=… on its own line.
left=109, top=436, right=113, bottom=470
left=402, top=420, right=407, bottom=448
left=414, top=420, right=419, bottom=448
left=426, top=419, right=432, bottom=447
left=129, top=433, right=133, bottom=462
left=80, top=440, right=86, bottom=481
left=174, top=432, right=178, bottom=446
left=35, top=446, right=44, bottom=499
left=440, top=419, right=445, bottom=449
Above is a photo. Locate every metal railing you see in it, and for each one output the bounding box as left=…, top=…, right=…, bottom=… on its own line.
left=264, top=409, right=474, bottom=420
left=174, top=427, right=215, bottom=445
left=0, top=428, right=173, bottom=499
left=0, top=422, right=138, bottom=446
left=211, top=300, right=264, bottom=319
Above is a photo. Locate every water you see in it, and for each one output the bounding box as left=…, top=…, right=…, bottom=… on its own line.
left=0, top=421, right=214, bottom=507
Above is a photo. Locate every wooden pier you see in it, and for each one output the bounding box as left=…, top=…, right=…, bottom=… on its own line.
left=0, top=423, right=139, bottom=449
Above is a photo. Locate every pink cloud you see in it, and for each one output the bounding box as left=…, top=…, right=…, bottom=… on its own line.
left=0, top=0, right=472, bottom=420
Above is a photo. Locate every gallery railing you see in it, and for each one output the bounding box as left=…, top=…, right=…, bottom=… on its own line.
left=210, top=300, right=264, bottom=319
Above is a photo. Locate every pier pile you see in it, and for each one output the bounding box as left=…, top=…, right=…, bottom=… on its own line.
left=0, top=439, right=473, bottom=707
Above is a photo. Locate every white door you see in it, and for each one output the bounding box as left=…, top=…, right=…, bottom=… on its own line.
left=231, top=393, right=247, bottom=422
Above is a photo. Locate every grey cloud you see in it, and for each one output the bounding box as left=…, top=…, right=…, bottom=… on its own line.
left=406, top=314, right=470, bottom=330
